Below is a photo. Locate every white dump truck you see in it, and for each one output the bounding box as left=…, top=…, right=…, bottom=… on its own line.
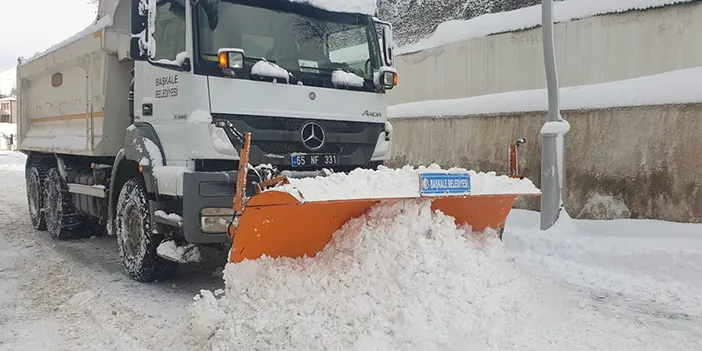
left=16, top=0, right=397, bottom=282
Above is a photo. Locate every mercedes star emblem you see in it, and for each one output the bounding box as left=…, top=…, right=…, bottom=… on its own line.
left=301, top=122, right=325, bottom=151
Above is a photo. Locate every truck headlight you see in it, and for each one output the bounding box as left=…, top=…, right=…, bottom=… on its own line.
left=218, top=48, right=245, bottom=73
left=200, top=208, right=236, bottom=234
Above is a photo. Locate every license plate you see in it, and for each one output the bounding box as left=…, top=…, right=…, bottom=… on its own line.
left=419, top=172, right=472, bottom=196
left=291, top=153, right=338, bottom=167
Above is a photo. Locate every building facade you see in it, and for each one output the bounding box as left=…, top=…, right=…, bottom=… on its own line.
left=0, top=97, right=17, bottom=150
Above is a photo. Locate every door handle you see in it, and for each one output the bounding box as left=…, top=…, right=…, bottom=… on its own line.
left=142, top=103, right=153, bottom=116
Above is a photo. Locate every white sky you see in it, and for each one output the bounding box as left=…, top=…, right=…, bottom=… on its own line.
left=0, top=0, right=98, bottom=71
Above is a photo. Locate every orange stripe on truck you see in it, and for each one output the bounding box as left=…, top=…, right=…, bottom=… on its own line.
left=31, top=112, right=105, bottom=123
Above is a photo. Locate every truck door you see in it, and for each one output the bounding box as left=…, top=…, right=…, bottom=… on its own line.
left=132, top=0, right=210, bottom=161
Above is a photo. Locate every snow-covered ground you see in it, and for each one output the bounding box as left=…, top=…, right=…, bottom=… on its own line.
left=389, top=67, right=702, bottom=118
left=0, top=151, right=226, bottom=350
left=1, top=150, right=700, bottom=350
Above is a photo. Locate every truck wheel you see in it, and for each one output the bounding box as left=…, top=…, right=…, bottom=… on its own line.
left=26, top=165, right=48, bottom=230
left=44, top=168, right=86, bottom=239
left=114, top=177, right=178, bottom=282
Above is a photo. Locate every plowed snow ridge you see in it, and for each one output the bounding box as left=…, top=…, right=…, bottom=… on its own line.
left=271, top=165, right=541, bottom=202
left=184, top=200, right=689, bottom=351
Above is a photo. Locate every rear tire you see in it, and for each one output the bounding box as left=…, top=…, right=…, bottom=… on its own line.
left=44, top=168, right=86, bottom=239
left=114, top=177, right=178, bottom=282
left=26, top=165, right=48, bottom=230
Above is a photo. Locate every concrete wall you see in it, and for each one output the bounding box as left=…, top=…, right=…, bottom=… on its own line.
left=386, top=103, right=702, bottom=223
left=388, top=2, right=702, bottom=105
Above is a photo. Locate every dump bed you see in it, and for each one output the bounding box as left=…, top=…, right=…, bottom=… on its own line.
left=17, top=10, right=133, bottom=157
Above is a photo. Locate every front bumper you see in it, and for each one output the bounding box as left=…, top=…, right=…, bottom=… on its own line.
left=181, top=170, right=258, bottom=244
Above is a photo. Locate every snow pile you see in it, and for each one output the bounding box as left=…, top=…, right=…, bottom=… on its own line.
left=389, top=67, right=702, bottom=118
left=398, top=0, right=696, bottom=54
left=154, top=210, right=184, bottom=224
left=289, top=0, right=376, bottom=15
left=271, top=164, right=540, bottom=202
left=182, top=200, right=697, bottom=350
left=251, top=61, right=292, bottom=82
left=157, top=240, right=201, bottom=263
left=185, top=200, right=552, bottom=350
left=331, top=70, right=365, bottom=88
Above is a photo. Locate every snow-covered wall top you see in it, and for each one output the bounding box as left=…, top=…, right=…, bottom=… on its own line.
left=396, top=0, right=698, bottom=55
left=388, top=68, right=702, bottom=118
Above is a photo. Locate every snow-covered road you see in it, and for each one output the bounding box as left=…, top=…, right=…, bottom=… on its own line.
left=1, top=150, right=700, bottom=350
left=0, top=151, right=226, bottom=350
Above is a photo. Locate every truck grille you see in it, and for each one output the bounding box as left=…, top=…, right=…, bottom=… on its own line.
left=256, top=141, right=357, bottom=156
left=221, top=114, right=370, bottom=134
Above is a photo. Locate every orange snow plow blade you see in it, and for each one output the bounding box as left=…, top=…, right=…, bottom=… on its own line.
left=224, top=131, right=538, bottom=264
left=228, top=190, right=534, bottom=263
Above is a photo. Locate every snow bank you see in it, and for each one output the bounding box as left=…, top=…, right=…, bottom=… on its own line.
left=271, top=164, right=540, bottom=202
left=331, top=70, right=365, bottom=88
left=184, top=200, right=696, bottom=350
left=251, top=61, right=291, bottom=82
left=398, top=0, right=696, bottom=55
left=504, top=209, right=702, bottom=324
left=21, top=15, right=113, bottom=65
left=186, top=200, right=548, bottom=350
left=389, top=67, right=702, bottom=118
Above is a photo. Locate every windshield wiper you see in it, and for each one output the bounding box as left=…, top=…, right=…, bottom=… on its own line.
left=300, top=65, right=366, bottom=79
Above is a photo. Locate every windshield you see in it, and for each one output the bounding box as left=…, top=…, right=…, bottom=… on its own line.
left=196, top=1, right=381, bottom=81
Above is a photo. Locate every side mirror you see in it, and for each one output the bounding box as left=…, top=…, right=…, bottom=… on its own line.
left=182, top=57, right=192, bottom=72
left=374, top=19, right=394, bottom=67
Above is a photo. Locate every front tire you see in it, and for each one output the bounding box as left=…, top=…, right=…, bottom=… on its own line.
left=26, top=165, right=48, bottom=230
left=114, top=177, right=177, bottom=282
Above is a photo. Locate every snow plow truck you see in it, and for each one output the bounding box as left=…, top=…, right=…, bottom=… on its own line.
left=17, top=0, right=537, bottom=282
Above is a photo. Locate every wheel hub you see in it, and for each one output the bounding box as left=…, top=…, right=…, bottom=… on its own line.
left=123, top=203, right=143, bottom=258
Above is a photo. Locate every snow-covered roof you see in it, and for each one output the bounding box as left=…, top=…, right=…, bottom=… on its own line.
left=389, top=67, right=702, bottom=118
left=398, top=0, right=698, bottom=55
left=0, top=97, right=16, bottom=102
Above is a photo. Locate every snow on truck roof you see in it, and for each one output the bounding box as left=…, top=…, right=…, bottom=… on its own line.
left=19, top=0, right=375, bottom=66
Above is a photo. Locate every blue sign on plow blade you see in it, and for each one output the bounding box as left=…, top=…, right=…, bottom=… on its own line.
left=419, top=173, right=472, bottom=196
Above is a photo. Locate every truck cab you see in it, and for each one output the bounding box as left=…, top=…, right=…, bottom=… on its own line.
left=18, top=0, right=397, bottom=282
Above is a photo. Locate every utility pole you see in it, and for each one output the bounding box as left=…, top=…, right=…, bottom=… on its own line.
left=540, top=0, right=570, bottom=230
